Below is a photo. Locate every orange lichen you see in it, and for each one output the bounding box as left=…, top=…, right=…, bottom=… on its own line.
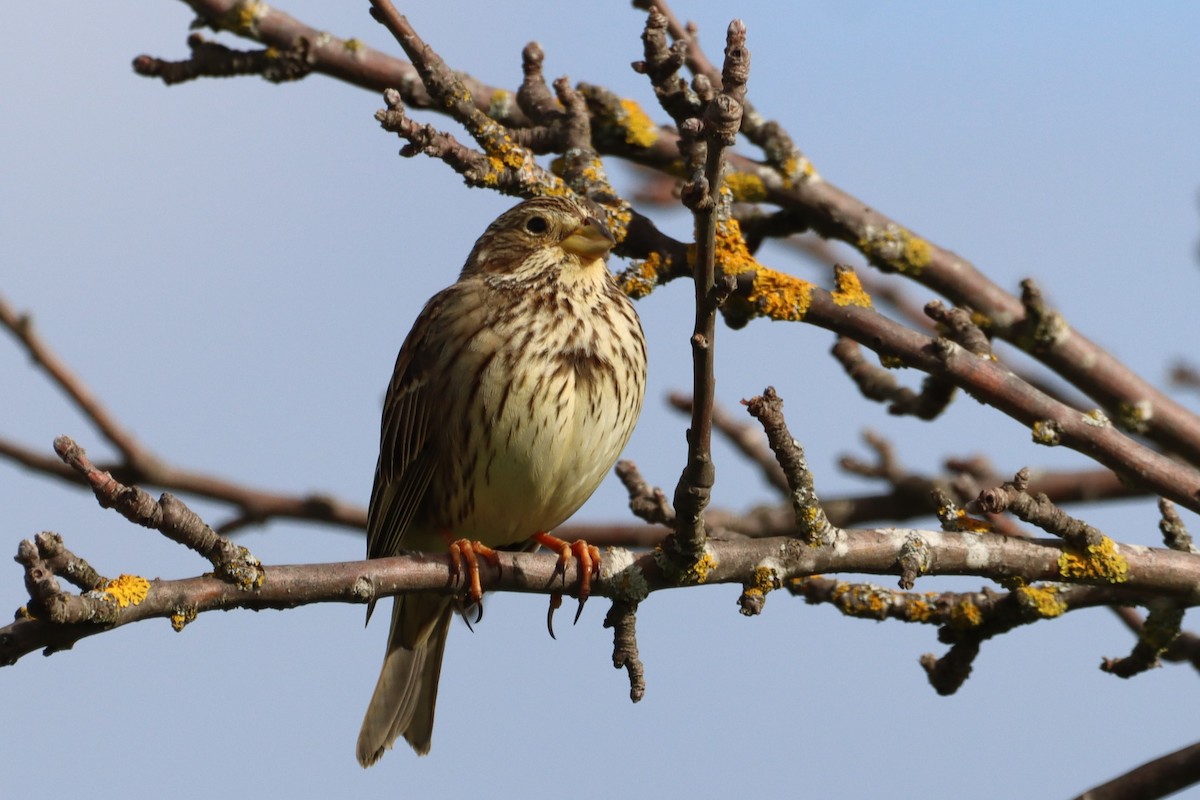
left=709, top=217, right=759, bottom=274
left=707, top=217, right=815, bottom=321
left=748, top=268, right=814, bottom=321
left=951, top=508, right=992, bottom=533
left=905, top=596, right=935, bottom=623
left=831, top=266, right=873, bottom=308
left=619, top=252, right=667, bottom=299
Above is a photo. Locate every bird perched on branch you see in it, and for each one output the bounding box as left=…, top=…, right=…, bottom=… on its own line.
left=357, top=195, right=647, bottom=766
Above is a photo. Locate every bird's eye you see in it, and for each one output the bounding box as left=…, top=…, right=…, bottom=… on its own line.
left=524, top=215, right=549, bottom=234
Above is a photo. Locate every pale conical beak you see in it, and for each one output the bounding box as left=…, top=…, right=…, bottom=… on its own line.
left=560, top=216, right=615, bottom=259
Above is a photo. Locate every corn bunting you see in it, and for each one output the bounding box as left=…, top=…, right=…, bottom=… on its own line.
left=357, top=195, right=647, bottom=766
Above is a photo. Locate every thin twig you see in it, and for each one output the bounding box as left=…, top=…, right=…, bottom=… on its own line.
left=667, top=18, right=748, bottom=558
left=745, top=387, right=834, bottom=546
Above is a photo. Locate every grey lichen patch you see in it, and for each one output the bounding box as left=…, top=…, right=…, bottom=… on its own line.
left=603, top=547, right=650, bottom=602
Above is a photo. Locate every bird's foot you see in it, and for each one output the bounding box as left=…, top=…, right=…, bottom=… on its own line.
left=533, top=532, right=601, bottom=638
left=445, top=538, right=501, bottom=624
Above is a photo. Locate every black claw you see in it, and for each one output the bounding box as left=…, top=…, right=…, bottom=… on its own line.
left=547, top=592, right=563, bottom=640
left=474, top=599, right=484, bottom=625
left=573, top=596, right=587, bottom=625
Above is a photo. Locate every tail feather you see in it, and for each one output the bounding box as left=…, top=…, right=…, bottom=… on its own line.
left=357, top=594, right=453, bottom=766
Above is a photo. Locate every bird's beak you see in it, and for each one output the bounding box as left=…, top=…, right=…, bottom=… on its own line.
left=560, top=216, right=615, bottom=259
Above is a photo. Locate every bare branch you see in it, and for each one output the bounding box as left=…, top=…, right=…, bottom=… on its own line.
left=9, top=525, right=1200, bottom=668
left=1072, top=739, right=1200, bottom=800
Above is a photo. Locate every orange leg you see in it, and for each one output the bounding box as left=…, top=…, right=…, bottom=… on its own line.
left=443, top=536, right=501, bottom=623
left=533, top=532, right=601, bottom=637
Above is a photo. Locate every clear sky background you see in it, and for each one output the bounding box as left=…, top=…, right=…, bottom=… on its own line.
left=6, top=2, right=1200, bottom=798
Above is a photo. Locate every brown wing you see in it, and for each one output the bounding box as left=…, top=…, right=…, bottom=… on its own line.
left=366, top=286, right=458, bottom=563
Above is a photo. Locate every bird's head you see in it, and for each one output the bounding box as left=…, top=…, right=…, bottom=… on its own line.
left=460, top=196, right=616, bottom=282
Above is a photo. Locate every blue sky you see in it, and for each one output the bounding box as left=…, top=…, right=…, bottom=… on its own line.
left=6, top=2, right=1200, bottom=797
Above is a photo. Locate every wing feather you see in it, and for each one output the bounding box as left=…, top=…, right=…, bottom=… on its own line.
left=366, top=286, right=462, bottom=562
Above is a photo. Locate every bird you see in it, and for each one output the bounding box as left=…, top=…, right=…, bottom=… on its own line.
left=357, top=195, right=647, bottom=766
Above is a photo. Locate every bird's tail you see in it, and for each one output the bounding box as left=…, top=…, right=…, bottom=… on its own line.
left=356, top=593, right=453, bottom=766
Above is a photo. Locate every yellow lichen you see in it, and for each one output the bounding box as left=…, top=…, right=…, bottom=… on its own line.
left=751, top=565, right=779, bottom=595
left=1031, top=419, right=1063, bottom=446
left=343, top=38, right=364, bottom=53
left=724, top=170, right=768, bottom=203
left=903, top=236, right=932, bottom=269
left=617, top=98, right=659, bottom=148
left=1016, top=584, right=1067, bottom=618
left=1057, top=536, right=1130, bottom=584
left=905, top=597, right=934, bottom=623
left=969, top=310, right=993, bottom=330
left=686, top=551, right=718, bottom=584
left=103, top=574, right=150, bottom=608
left=831, top=582, right=890, bottom=620
left=780, top=154, right=818, bottom=185
left=170, top=607, right=198, bottom=633
left=879, top=354, right=904, bottom=369
left=831, top=266, right=873, bottom=308
left=709, top=217, right=760, bottom=275
left=486, top=134, right=527, bottom=170
left=655, top=543, right=718, bottom=585
left=949, top=598, right=982, bottom=628
left=603, top=203, right=632, bottom=245
left=220, top=0, right=269, bottom=35
left=857, top=223, right=933, bottom=275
